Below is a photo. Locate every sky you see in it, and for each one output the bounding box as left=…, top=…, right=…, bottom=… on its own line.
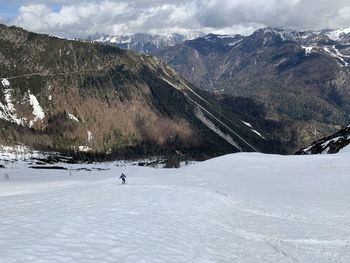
left=1, top=0, right=350, bottom=38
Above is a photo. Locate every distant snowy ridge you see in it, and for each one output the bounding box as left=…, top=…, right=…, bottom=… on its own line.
left=256, top=27, right=350, bottom=43
left=255, top=28, right=350, bottom=67
left=88, top=32, right=205, bottom=53
left=324, top=27, right=350, bottom=41
left=90, top=27, right=350, bottom=48
left=90, top=27, right=350, bottom=66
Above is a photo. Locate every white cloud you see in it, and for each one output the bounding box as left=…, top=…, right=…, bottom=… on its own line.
left=10, top=0, right=350, bottom=38
left=14, top=1, right=132, bottom=37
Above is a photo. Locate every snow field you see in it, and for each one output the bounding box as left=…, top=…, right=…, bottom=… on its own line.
left=0, top=153, right=350, bottom=262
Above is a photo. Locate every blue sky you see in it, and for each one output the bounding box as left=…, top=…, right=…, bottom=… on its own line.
left=0, top=1, right=19, bottom=20
left=0, top=1, right=61, bottom=20
left=1, top=0, right=350, bottom=38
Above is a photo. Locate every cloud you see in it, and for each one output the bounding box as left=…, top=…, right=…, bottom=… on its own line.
left=195, top=0, right=350, bottom=30
left=13, top=1, right=132, bottom=37
left=10, top=0, right=350, bottom=38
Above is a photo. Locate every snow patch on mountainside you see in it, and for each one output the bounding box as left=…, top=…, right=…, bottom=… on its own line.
left=3, top=85, right=16, bottom=113
left=301, top=45, right=315, bottom=56
left=323, top=46, right=349, bottom=66
left=241, top=120, right=253, bottom=128
left=87, top=131, right=93, bottom=141
left=67, top=112, right=79, bottom=122
left=28, top=90, right=45, bottom=127
left=251, top=129, right=265, bottom=139
left=179, top=80, right=259, bottom=152
left=325, top=28, right=350, bottom=41
left=0, top=82, right=47, bottom=127
left=78, top=146, right=92, bottom=152
left=298, top=126, right=350, bottom=155
left=0, top=79, right=24, bottom=125
left=318, top=136, right=350, bottom=154
left=228, top=38, right=243, bottom=46
left=195, top=107, right=242, bottom=151
left=300, top=44, right=350, bottom=66
left=1, top=78, right=10, bottom=87
left=321, top=136, right=342, bottom=148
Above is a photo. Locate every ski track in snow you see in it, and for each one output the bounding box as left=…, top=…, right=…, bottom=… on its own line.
left=0, top=153, right=350, bottom=262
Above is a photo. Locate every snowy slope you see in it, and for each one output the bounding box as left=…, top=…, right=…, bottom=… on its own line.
left=0, top=153, right=350, bottom=262
left=325, top=27, right=350, bottom=41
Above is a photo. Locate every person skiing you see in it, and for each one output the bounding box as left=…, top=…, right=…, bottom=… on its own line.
left=119, top=173, right=127, bottom=184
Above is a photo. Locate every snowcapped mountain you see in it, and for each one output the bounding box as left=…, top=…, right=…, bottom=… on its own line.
left=240, top=27, right=339, bottom=48
left=243, top=28, right=350, bottom=66
left=252, top=27, right=311, bottom=42
left=323, top=27, right=350, bottom=43
left=153, top=27, right=350, bottom=152
left=89, top=27, right=350, bottom=54
left=88, top=32, right=205, bottom=53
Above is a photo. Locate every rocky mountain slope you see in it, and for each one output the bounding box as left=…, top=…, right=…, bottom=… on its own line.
left=88, top=32, right=205, bottom=54
left=152, top=28, right=350, bottom=152
left=0, top=24, right=273, bottom=160
left=296, top=125, right=350, bottom=154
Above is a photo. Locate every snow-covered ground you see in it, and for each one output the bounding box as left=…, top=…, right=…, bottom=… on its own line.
left=0, top=152, right=350, bottom=262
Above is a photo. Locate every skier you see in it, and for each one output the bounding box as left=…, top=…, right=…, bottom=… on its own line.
left=119, top=173, right=127, bottom=184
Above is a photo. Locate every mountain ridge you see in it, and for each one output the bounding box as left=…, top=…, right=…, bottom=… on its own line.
left=151, top=27, right=350, bottom=152
left=0, top=24, right=273, bottom=161
left=88, top=27, right=350, bottom=53
left=88, top=31, right=205, bottom=54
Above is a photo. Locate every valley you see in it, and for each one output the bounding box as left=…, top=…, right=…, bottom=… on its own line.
left=0, top=24, right=272, bottom=162
left=90, top=28, right=350, bottom=153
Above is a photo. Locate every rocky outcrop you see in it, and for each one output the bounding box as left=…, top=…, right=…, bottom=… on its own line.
left=296, top=126, right=350, bottom=154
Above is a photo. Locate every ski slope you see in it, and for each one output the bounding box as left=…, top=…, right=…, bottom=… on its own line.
left=0, top=153, right=350, bottom=262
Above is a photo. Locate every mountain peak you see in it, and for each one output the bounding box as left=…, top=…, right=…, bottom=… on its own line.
left=253, top=27, right=311, bottom=42
left=323, top=27, right=350, bottom=42
left=88, top=31, right=205, bottom=53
